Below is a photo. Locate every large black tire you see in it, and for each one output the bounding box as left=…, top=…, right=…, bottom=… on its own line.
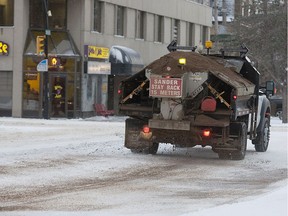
left=254, top=117, right=270, bottom=152
left=217, top=122, right=247, bottom=160
left=131, top=142, right=159, bottom=155
left=143, top=142, right=159, bottom=155
left=231, top=123, right=247, bottom=160
left=218, top=151, right=231, bottom=160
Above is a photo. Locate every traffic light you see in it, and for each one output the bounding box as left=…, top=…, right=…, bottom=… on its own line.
left=36, top=35, right=45, bottom=56
left=49, top=57, right=61, bottom=66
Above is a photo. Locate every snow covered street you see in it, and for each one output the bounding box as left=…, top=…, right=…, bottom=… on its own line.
left=0, top=116, right=287, bottom=216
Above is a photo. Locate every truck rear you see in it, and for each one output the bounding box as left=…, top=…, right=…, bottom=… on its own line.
left=118, top=46, right=273, bottom=160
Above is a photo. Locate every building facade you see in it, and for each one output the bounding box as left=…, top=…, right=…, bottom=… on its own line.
left=0, top=0, right=212, bottom=118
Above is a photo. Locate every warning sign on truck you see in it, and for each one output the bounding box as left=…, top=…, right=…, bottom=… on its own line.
left=149, top=77, right=183, bottom=98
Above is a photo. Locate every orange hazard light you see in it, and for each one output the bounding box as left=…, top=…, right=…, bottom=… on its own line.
left=143, top=125, right=150, bottom=133
left=203, top=129, right=211, bottom=137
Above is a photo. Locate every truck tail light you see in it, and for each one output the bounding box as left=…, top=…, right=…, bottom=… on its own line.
left=143, top=125, right=150, bottom=133
left=203, top=129, right=211, bottom=137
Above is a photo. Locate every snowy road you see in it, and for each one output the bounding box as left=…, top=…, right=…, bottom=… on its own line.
left=0, top=117, right=287, bottom=215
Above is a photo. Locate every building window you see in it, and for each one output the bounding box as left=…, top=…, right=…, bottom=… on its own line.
left=93, top=0, right=102, bottom=32
left=154, top=15, right=163, bottom=43
left=30, top=0, right=67, bottom=29
left=115, top=5, right=125, bottom=36
left=172, top=19, right=180, bottom=42
left=0, top=71, right=12, bottom=116
left=187, top=23, right=194, bottom=46
left=202, top=26, right=208, bottom=45
left=0, top=0, right=14, bottom=26
left=135, top=10, right=145, bottom=39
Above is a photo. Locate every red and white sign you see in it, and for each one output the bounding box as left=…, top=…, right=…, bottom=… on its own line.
left=149, top=77, right=183, bottom=98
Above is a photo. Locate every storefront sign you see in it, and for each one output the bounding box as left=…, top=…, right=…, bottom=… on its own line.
left=149, top=77, right=183, bottom=98
left=0, top=41, right=9, bottom=56
left=88, top=61, right=111, bottom=75
left=86, top=45, right=109, bottom=59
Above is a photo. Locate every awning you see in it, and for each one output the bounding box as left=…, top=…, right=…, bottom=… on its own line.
left=109, top=46, right=143, bottom=65
left=24, top=29, right=81, bottom=58
left=109, top=46, right=144, bottom=75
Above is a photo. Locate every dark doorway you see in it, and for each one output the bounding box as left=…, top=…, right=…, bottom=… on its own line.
left=50, top=75, right=66, bottom=118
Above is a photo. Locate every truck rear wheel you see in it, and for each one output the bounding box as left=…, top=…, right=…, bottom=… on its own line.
left=217, top=122, right=247, bottom=160
left=218, top=151, right=231, bottom=160
left=231, top=122, right=247, bottom=160
left=254, top=117, right=270, bottom=152
left=143, top=142, right=159, bottom=155
left=131, top=143, right=159, bottom=155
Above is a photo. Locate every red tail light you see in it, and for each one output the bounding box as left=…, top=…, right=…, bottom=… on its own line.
left=233, top=95, right=237, bottom=100
left=118, top=89, right=122, bottom=94
left=143, top=125, right=150, bottom=133
left=203, top=129, right=211, bottom=137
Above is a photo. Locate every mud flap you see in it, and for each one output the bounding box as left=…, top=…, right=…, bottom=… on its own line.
left=215, top=122, right=247, bottom=160
left=125, top=118, right=158, bottom=154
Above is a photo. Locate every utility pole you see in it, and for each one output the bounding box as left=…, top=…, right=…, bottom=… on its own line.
left=42, top=0, right=50, bottom=119
left=222, top=0, right=227, bottom=25
left=213, top=0, right=218, bottom=35
left=283, top=67, right=288, bottom=123
left=283, top=0, right=288, bottom=124
left=234, top=0, right=242, bottom=19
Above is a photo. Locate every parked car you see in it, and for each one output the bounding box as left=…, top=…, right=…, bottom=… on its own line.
left=269, top=95, right=283, bottom=119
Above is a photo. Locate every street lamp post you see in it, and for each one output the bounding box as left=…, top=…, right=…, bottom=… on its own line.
left=283, top=67, right=288, bottom=123
left=42, top=0, right=50, bottom=119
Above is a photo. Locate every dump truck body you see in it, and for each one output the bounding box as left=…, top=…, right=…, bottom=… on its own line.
left=119, top=49, right=273, bottom=159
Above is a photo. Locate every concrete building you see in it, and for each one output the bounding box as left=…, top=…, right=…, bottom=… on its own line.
left=0, top=0, right=212, bottom=118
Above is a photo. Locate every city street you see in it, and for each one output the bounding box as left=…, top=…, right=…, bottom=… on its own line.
left=0, top=116, right=287, bottom=215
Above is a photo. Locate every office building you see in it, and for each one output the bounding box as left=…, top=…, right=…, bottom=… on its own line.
left=0, top=0, right=212, bottom=118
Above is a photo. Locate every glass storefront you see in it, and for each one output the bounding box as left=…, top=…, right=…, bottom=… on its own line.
left=24, top=0, right=81, bottom=118
left=23, top=30, right=81, bottom=118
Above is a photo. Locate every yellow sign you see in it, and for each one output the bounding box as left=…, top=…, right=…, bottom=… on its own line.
left=0, top=41, right=9, bottom=56
left=88, top=46, right=109, bottom=59
left=205, top=40, right=213, bottom=49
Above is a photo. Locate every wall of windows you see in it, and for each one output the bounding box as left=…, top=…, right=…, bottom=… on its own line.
left=90, top=2, right=210, bottom=48
left=0, top=0, right=14, bottom=26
